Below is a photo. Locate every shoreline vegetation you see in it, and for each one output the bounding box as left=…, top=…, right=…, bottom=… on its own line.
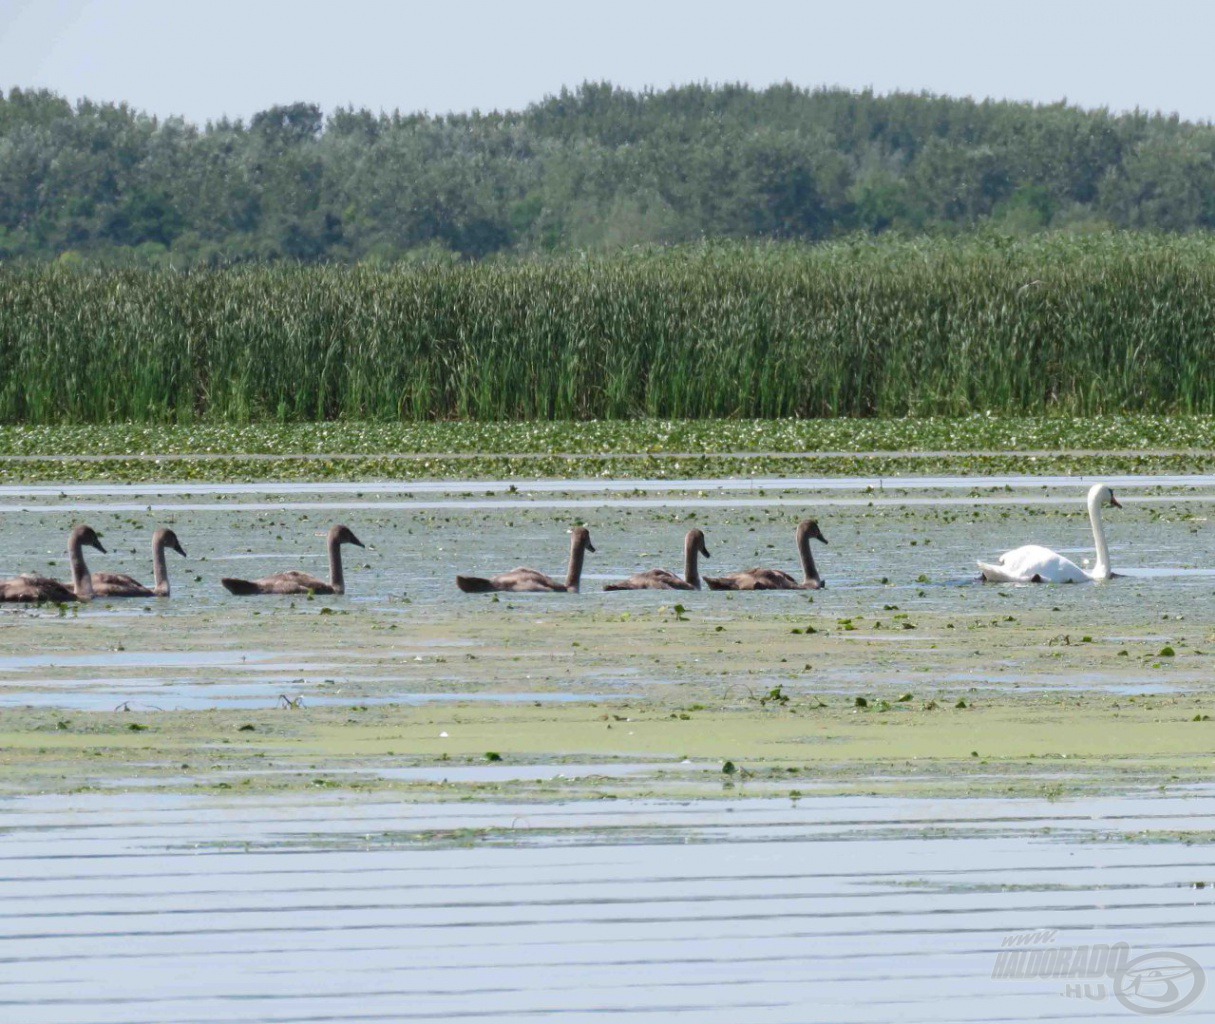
left=4, top=237, right=1215, bottom=424
left=0, top=415, right=1212, bottom=483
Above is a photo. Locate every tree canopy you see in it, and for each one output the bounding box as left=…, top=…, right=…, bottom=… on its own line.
left=2, top=82, right=1214, bottom=264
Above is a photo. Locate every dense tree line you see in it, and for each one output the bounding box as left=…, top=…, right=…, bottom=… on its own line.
left=2, top=82, right=1214, bottom=264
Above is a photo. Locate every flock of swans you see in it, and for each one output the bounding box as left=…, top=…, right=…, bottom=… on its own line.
left=0, top=483, right=1125, bottom=603
left=453, top=518, right=830, bottom=593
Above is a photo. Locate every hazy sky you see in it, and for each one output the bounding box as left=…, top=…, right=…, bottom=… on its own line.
left=3, top=0, right=1214, bottom=126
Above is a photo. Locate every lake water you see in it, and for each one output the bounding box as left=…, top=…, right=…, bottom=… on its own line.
left=2, top=477, right=1213, bottom=1021
left=2, top=475, right=1213, bottom=709
left=1, top=790, right=1212, bottom=1023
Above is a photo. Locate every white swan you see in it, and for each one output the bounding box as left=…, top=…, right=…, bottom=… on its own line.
left=978, top=483, right=1122, bottom=583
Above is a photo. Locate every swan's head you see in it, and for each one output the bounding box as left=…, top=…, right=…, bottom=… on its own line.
left=154, top=528, right=187, bottom=558
left=1088, top=483, right=1121, bottom=510
left=329, top=524, right=365, bottom=548
left=686, top=528, right=710, bottom=559
left=797, top=519, right=828, bottom=545
left=570, top=526, right=595, bottom=553
left=71, top=525, right=106, bottom=554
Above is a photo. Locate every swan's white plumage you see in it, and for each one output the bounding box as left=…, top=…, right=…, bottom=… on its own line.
left=977, top=544, right=1092, bottom=584
left=977, top=483, right=1120, bottom=584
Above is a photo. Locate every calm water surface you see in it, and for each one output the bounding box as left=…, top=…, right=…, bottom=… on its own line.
left=1, top=791, right=1212, bottom=1023
left=2, top=478, right=1213, bottom=1020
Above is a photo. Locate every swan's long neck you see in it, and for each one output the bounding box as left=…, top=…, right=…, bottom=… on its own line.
left=69, top=536, right=94, bottom=601
left=328, top=535, right=346, bottom=594
left=797, top=532, right=821, bottom=587
left=565, top=539, right=587, bottom=593
left=683, top=535, right=702, bottom=589
left=1088, top=493, right=1112, bottom=580
left=152, top=537, right=170, bottom=597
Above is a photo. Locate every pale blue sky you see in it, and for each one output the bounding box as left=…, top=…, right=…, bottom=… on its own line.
left=2, top=0, right=1213, bottom=125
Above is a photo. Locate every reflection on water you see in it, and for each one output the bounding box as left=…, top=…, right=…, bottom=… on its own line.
left=0, top=791, right=1211, bottom=1023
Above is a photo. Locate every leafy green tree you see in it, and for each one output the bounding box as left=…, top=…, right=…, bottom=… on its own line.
left=5, top=83, right=1215, bottom=265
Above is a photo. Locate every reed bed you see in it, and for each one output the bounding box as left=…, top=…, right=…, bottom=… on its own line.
left=3, top=234, right=1214, bottom=423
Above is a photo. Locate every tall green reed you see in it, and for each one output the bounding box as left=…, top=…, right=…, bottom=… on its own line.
left=2, top=234, right=1214, bottom=423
